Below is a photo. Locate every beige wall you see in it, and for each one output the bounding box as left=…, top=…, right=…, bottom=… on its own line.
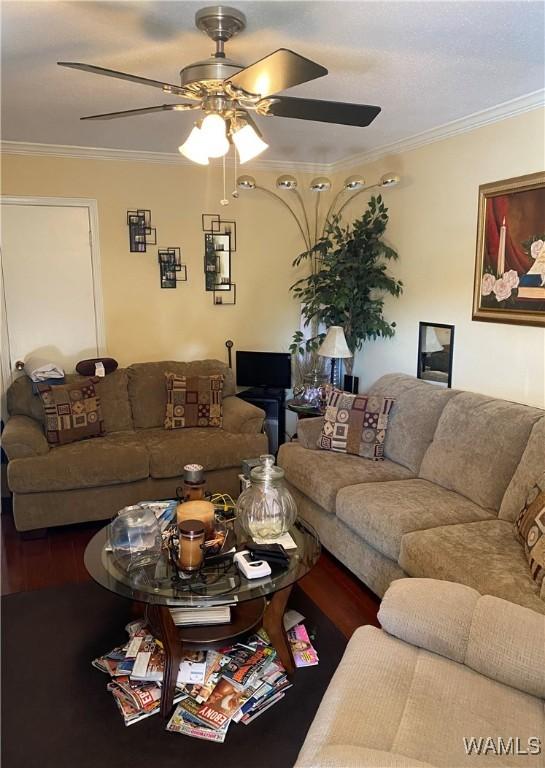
left=1, top=155, right=306, bottom=369
left=337, top=108, right=545, bottom=408
left=2, top=107, right=544, bottom=409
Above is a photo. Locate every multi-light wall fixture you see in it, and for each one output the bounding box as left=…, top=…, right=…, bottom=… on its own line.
left=235, top=172, right=401, bottom=249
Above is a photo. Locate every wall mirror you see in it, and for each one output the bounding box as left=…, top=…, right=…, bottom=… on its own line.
left=204, top=232, right=231, bottom=291
left=417, top=322, right=455, bottom=388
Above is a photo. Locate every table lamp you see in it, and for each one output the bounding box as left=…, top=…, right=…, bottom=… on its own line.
left=420, top=326, right=444, bottom=374
left=318, top=326, right=353, bottom=388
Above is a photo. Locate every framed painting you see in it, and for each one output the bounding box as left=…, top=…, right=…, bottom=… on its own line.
left=472, top=171, right=545, bottom=326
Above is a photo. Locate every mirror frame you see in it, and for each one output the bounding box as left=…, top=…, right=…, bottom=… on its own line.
left=417, top=321, right=455, bottom=388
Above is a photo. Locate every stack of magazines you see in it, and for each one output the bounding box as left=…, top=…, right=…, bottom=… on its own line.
left=92, top=618, right=318, bottom=739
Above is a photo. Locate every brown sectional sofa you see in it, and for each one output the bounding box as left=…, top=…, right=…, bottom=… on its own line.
left=278, top=373, right=545, bottom=614
left=3, top=360, right=267, bottom=532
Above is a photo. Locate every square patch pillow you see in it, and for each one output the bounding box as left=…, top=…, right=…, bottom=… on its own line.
left=318, top=390, right=395, bottom=461
left=165, top=373, right=224, bottom=429
left=515, top=474, right=545, bottom=588
left=37, top=377, right=104, bottom=445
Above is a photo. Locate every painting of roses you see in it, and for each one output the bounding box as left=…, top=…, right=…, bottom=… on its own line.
left=473, top=171, right=545, bottom=326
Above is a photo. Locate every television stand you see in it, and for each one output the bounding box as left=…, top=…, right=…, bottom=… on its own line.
left=237, top=387, right=286, bottom=454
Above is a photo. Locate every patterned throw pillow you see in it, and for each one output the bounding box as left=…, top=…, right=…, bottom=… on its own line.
left=37, top=377, right=104, bottom=446
left=165, top=373, right=224, bottom=429
left=318, top=390, right=395, bottom=461
left=515, top=475, right=545, bottom=588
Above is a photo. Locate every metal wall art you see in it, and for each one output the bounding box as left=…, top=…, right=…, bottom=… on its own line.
left=127, top=209, right=156, bottom=253
left=158, top=248, right=188, bottom=289
left=202, top=214, right=237, bottom=304
left=213, top=283, right=236, bottom=305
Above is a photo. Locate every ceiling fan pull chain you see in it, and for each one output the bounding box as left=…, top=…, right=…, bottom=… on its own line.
left=232, top=144, right=239, bottom=198
left=221, top=154, right=229, bottom=206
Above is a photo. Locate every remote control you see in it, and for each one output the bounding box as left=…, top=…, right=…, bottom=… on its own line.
left=233, top=550, right=272, bottom=579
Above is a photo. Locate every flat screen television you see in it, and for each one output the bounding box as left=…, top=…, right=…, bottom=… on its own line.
left=236, top=351, right=291, bottom=389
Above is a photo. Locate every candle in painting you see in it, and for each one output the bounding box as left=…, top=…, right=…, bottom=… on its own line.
left=497, top=216, right=506, bottom=277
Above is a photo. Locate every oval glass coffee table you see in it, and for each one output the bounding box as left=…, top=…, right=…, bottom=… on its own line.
left=85, top=519, right=320, bottom=716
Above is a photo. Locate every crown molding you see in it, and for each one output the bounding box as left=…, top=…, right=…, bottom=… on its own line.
left=0, top=140, right=326, bottom=173
left=2, top=89, right=543, bottom=174
left=330, top=89, right=545, bottom=172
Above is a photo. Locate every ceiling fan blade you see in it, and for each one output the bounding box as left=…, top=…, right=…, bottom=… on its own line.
left=225, top=49, right=327, bottom=98
left=58, top=62, right=197, bottom=99
left=80, top=104, right=197, bottom=120
left=264, top=96, right=381, bottom=127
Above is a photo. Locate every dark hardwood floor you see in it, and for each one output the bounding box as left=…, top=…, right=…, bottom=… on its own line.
left=0, top=500, right=380, bottom=639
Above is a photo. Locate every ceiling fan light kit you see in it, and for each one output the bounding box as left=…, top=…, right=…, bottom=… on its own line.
left=58, top=4, right=381, bottom=176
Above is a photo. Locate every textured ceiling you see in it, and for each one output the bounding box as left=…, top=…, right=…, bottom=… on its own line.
left=2, top=1, right=544, bottom=164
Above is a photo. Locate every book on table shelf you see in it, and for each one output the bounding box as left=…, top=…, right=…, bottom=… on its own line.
left=169, top=605, right=232, bottom=626
left=92, top=615, right=318, bottom=738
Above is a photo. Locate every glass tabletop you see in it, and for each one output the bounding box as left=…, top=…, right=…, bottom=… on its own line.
left=84, top=518, right=321, bottom=608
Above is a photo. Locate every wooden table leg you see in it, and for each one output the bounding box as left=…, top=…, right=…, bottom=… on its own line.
left=262, top=584, right=295, bottom=675
left=148, top=604, right=182, bottom=718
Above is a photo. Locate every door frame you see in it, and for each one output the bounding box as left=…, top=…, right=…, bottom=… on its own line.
left=0, top=196, right=106, bottom=385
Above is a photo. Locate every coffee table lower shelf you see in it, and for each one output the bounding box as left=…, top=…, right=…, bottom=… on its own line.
left=147, top=584, right=295, bottom=717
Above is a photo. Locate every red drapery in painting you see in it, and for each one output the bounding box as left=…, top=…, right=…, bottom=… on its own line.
left=484, top=195, right=531, bottom=275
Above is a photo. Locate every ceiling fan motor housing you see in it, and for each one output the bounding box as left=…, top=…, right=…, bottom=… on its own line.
left=181, top=6, right=247, bottom=88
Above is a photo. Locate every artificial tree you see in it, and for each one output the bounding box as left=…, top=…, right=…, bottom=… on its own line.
left=289, top=195, right=403, bottom=375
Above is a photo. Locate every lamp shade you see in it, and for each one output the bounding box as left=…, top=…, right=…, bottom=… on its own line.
left=422, top=326, right=444, bottom=353
left=233, top=124, right=268, bottom=164
left=318, top=326, right=353, bottom=359
left=178, top=126, right=209, bottom=165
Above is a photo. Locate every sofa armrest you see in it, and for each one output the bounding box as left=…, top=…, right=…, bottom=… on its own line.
left=2, top=415, right=49, bottom=459
left=222, top=396, right=265, bottom=434
left=297, top=417, right=324, bottom=449
left=378, top=578, right=545, bottom=698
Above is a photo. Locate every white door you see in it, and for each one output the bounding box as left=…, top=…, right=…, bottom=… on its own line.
left=1, top=198, right=104, bottom=384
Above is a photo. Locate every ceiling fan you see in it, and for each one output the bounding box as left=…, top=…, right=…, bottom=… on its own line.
left=58, top=5, right=381, bottom=165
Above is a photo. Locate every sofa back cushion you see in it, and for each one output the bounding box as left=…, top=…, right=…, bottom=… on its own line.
left=499, top=417, right=545, bottom=521
left=419, top=392, right=543, bottom=511
left=6, top=369, right=133, bottom=434
left=127, top=360, right=235, bottom=429
left=368, top=374, right=459, bottom=473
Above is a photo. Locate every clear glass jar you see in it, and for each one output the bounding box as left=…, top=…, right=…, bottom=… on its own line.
left=301, top=371, right=329, bottom=408
left=109, top=505, right=162, bottom=571
left=236, top=454, right=297, bottom=539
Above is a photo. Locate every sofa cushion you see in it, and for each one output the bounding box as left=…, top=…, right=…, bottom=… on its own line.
left=500, top=417, right=545, bottom=521
left=419, top=392, right=543, bottom=511
left=127, top=360, right=235, bottom=429
left=515, top=475, right=545, bottom=588
left=379, top=578, right=545, bottom=699
left=368, top=373, right=459, bottom=473
left=6, top=370, right=133, bottom=434
left=318, top=391, right=395, bottom=460
left=277, top=442, right=413, bottom=514
left=164, top=373, right=224, bottom=429
left=295, top=625, right=544, bottom=768
left=7, top=433, right=149, bottom=492
left=337, top=479, right=494, bottom=561
left=139, top=427, right=267, bottom=479
left=399, top=519, right=545, bottom=614
left=37, top=377, right=104, bottom=445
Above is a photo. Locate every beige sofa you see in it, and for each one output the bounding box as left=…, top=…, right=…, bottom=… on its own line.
left=3, top=360, right=267, bottom=532
left=295, top=578, right=545, bottom=768
left=278, top=374, right=545, bottom=614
